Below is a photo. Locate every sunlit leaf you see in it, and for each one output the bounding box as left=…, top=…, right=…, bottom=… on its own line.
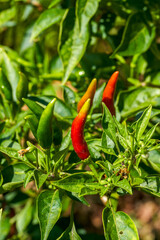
left=37, top=189, right=62, bottom=240
left=59, top=0, right=100, bottom=84
left=103, top=207, right=139, bottom=240
left=112, top=12, right=155, bottom=57
left=31, top=8, right=65, bottom=40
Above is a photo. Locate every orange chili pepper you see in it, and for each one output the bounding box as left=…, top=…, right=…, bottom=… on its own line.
left=102, top=71, right=119, bottom=116
left=77, top=78, right=97, bottom=112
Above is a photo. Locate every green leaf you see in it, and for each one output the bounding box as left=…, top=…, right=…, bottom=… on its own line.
left=0, top=181, right=24, bottom=194
left=60, top=130, right=71, bottom=151
left=80, top=184, right=105, bottom=196
left=0, top=118, right=25, bottom=140
left=96, top=160, right=113, bottom=172
left=139, top=176, right=160, bottom=197
left=92, top=82, right=106, bottom=110
left=49, top=0, right=62, bottom=8
left=136, top=105, right=152, bottom=141
left=127, top=78, right=141, bottom=86
left=66, top=191, right=89, bottom=206
left=54, top=98, right=72, bottom=119
left=0, top=146, right=35, bottom=168
left=76, top=0, right=100, bottom=29
left=63, top=86, right=76, bottom=107
left=0, top=216, right=11, bottom=240
left=26, top=96, right=73, bottom=122
left=112, top=12, right=155, bottom=57
left=58, top=203, right=82, bottom=240
left=57, top=221, right=82, bottom=240
left=116, top=133, right=130, bottom=150
left=53, top=148, right=68, bottom=175
left=88, top=139, right=101, bottom=159
left=103, top=207, right=139, bottom=240
left=103, top=207, right=118, bottom=240
left=59, top=0, right=100, bottom=84
left=27, top=141, right=46, bottom=169
left=0, top=48, right=19, bottom=101
left=113, top=117, right=128, bottom=139
left=142, top=156, right=160, bottom=174
left=34, top=170, right=48, bottom=189
left=102, top=103, right=119, bottom=152
left=25, top=114, right=39, bottom=139
left=2, top=163, right=30, bottom=183
left=42, top=83, right=56, bottom=96
left=148, top=150, right=160, bottom=169
left=16, top=199, right=33, bottom=233
left=132, top=177, right=144, bottom=186
left=114, top=179, right=132, bottom=195
left=31, top=8, right=65, bottom=40
left=0, top=7, right=16, bottom=27
left=149, top=144, right=160, bottom=151
left=23, top=170, right=34, bottom=188
left=1, top=46, right=34, bottom=68
left=52, top=173, right=94, bottom=193
left=116, top=87, right=160, bottom=118
left=23, top=98, right=44, bottom=119
left=97, top=146, right=117, bottom=157
left=102, top=131, right=115, bottom=149
left=0, top=163, right=30, bottom=193
left=37, top=189, right=62, bottom=240
left=1, top=140, right=20, bottom=149
left=143, top=123, right=159, bottom=144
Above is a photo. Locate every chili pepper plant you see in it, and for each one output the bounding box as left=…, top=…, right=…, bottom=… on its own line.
left=0, top=0, right=160, bottom=240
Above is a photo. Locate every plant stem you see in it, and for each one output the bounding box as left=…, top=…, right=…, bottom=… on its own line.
left=87, top=157, right=99, bottom=181
left=115, top=141, right=120, bottom=154
left=35, top=149, right=38, bottom=169
left=130, top=54, right=139, bottom=78
left=46, top=149, right=50, bottom=173
left=115, top=54, right=126, bottom=64
left=2, top=97, right=13, bottom=120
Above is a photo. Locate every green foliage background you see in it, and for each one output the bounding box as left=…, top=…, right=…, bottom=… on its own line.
left=0, top=0, right=160, bottom=239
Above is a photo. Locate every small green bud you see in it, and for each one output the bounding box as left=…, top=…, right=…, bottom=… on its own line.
left=107, top=177, right=111, bottom=182
left=100, top=180, right=107, bottom=185
left=141, top=153, right=149, bottom=159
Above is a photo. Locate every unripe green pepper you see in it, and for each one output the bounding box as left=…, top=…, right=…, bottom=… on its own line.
left=37, top=98, right=56, bottom=149
left=16, top=72, right=28, bottom=102
left=0, top=68, right=12, bottom=101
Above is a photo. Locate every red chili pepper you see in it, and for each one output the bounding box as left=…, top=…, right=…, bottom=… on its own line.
left=102, top=71, right=119, bottom=116
left=71, top=99, right=91, bottom=160
left=77, top=78, right=97, bottom=113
